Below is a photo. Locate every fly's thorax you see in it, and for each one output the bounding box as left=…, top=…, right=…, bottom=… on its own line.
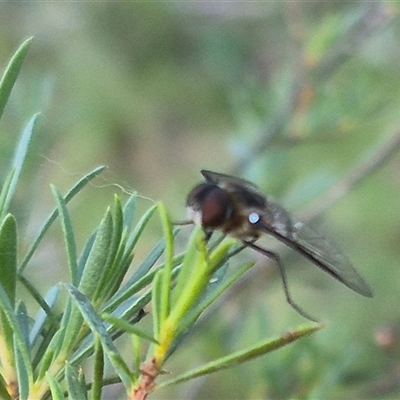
left=220, top=207, right=262, bottom=240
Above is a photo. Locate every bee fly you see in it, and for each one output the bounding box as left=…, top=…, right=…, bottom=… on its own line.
left=184, top=170, right=373, bottom=322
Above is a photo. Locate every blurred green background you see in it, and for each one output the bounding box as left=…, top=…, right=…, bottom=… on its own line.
left=2, top=2, right=400, bottom=399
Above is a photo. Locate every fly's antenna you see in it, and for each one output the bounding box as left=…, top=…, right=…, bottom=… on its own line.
left=243, top=240, right=319, bottom=323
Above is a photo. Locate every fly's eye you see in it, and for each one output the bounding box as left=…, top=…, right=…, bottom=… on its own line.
left=186, top=183, right=232, bottom=228
left=248, top=212, right=260, bottom=224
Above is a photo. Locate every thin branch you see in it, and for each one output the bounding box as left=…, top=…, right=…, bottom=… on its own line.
left=232, top=3, right=393, bottom=174
left=232, top=4, right=307, bottom=175
left=130, top=358, right=158, bottom=400
left=312, top=3, right=393, bottom=83
left=302, top=129, right=400, bottom=222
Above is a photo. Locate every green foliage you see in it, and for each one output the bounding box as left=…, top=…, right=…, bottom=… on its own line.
left=2, top=3, right=400, bottom=398
left=0, top=37, right=33, bottom=121
left=0, top=38, right=325, bottom=400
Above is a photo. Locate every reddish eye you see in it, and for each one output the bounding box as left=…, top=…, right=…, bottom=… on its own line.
left=187, top=183, right=232, bottom=228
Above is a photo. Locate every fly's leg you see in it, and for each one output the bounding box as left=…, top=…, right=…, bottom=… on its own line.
left=243, top=240, right=319, bottom=323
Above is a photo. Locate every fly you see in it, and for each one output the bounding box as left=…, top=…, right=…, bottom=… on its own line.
left=184, top=169, right=373, bottom=322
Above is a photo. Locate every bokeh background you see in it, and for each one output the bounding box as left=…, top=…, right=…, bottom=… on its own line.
left=1, top=2, right=400, bottom=399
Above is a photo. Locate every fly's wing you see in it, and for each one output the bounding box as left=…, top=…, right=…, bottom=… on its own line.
left=259, top=201, right=373, bottom=297
left=200, top=169, right=262, bottom=195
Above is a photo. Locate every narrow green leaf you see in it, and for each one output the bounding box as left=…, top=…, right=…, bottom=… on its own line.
left=122, top=193, right=137, bottom=231
left=108, top=352, right=134, bottom=390
left=151, top=269, right=164, bottom=338
left=104, top=269, right=155, bottom=314
left=207, top=237, right=237, bottom=275
left=0, top=284, right=33, bottom=387
left=109, top=291, right=151, bottom=328
left=30, top=286, right=61, bottom=370
left=166, top=234, right=209, bottom=328
left=0, top=214, right=17, bottom=306
left=158, top=323, right=325, bottom=389
left=125, top=204, right=157, bottom=253
left=46, top=372, right=64, bottom=400
left=51, top=185, right=79, bottom=286
left=15, top=302, right=30, bottom=400
left=177, top=261, right=255, bottom=339
left=172, top=227, right=204, bottom=306
left=79, top=208, right=113, bottom=301
left=118, top=230, right=178, bottom=296
left=65, top=284, right=133, bottom=389
left=91, top=335, right=104, bottom=400
left=102, top=313, right=158, bottom=344
left=0, top=311, right=15, bottom=381
left=57, top=299, right=83, bottom=357
left=0, top=170, right=15, bottom=219
left=131, top=334, right=141, bottom=379
left=158, top=239, right=246, bottom=363
left=10, top=114, right=39, bottom=182
left=103, top=249, right=132, bottom=302
left=0, top=37, right=33, bottom=120
left=37, top=347, right=54, bottom=381
left=77, top=230, right=97, bottom=282
left=18, top=274, right=56, bottom=321
left=18, top=165, right=106, bottom=273
left=16, top=302, right=29, bottom=350
left=95, top=195, right=124, bottom=301
left=0, top=381, right=11, bottom=400
left=104, top=250, right=183, bottom=314
left=29, top=285, right=60, bottom=347
left=1, top=113, right=40, bottom=220
left=77, top=366, right=87, bottom=395
left=68, top=291, right=151, bottom=367
left=66, top=362, right=87, bottom=400
left=157, top=202, right=174, bottom=323
left=92, top=204, right=155, bottom=305
left=15, top=345, right=29, bottom=400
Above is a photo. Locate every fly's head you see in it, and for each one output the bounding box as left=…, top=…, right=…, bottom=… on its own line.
left=186, top=173, right=267, bottom=240
left=186, top=182, right=233, bottom=231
